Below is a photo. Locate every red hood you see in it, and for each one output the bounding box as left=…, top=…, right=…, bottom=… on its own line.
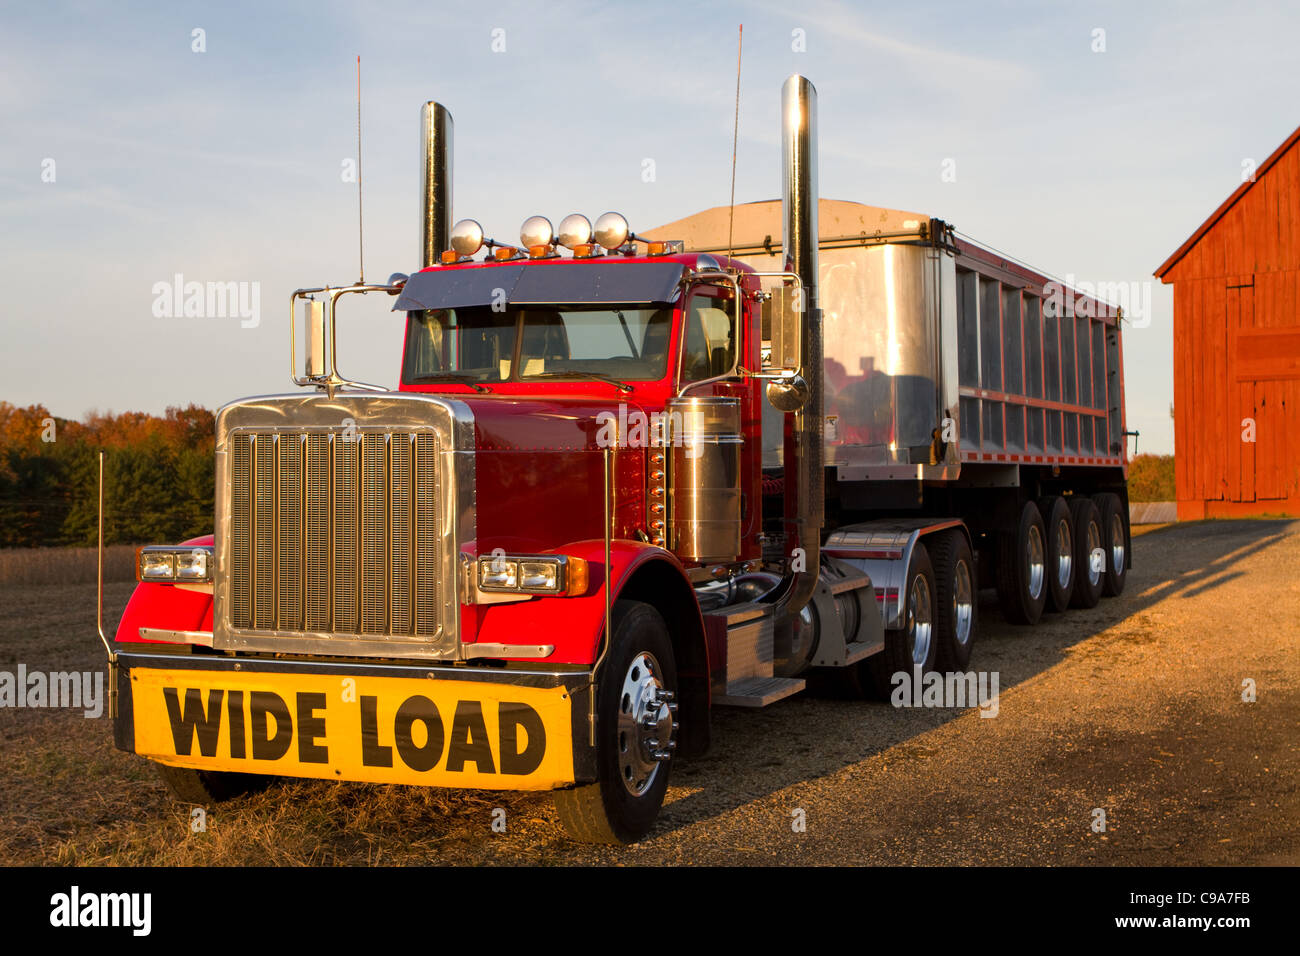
left=461, top=394, right=651, bottom=452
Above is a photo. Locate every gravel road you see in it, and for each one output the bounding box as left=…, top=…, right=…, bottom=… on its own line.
left=2, top=519, right=1296, bottom=865
left=542, top=518, right=1300, bottom=865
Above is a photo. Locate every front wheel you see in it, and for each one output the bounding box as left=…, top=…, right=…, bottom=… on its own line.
left=555, top=600, right=677, bottom=844
left=154, top=762, right=272, bottom=804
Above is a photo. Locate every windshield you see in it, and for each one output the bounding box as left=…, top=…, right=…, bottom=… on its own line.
left=402, top=304, right=674, bottom=384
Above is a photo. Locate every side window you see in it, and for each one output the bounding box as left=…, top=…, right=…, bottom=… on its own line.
left=680, top=295, right=736, bottom=384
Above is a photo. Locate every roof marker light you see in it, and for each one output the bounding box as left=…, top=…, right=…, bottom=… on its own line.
left=647, top=239, right=684, bottom=256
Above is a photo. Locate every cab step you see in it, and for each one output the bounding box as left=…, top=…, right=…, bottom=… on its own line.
left=715, top=676, right=806, bottom=708
left=839, top=639, right=882, bottom=666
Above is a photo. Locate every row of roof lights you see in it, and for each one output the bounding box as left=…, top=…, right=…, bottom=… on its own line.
left=442, top=212, right=682, bottom=264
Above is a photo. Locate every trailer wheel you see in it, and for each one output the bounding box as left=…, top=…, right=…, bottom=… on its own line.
left=555, top=600, right=677, bottom=844
left=1039, top=496, right=1075, bottom=613
left=996, top=501, right=1048, bottom=625
left=153, top=762, right=272, bottom=804
left=931, top=530, right=976, bottom=671
left=1094, top=493, right=1129, bottom=597
left=869, top=542, right=938, bottom=696
left=1069, top=497, right=1105, bottom=609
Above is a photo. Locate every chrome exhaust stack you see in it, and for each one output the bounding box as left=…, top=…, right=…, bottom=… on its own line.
left=772, top=74, right=823, bottom=631
left=420, top=102, right=454, bottom=268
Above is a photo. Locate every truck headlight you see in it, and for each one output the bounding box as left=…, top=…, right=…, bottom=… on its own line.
left=479, top=557, right=519, bottom=590
left=137, top=546, right=214, bottom=584
left=519, top=560, right=559, bottom=591
left=476, top=554, right=587, bottom=595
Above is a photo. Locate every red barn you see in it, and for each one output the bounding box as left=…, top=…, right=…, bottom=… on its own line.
left=1155, top=126, right=1300, bottom=519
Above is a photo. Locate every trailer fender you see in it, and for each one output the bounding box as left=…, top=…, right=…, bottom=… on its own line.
left=823, top=519, right=971, bottom=631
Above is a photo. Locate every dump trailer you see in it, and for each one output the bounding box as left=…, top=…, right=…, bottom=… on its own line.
left=98, top=75, right=1129, bottom=844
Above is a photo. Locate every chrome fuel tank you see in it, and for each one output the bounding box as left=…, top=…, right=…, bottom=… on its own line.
left=666, top=397, right=743, bottom=563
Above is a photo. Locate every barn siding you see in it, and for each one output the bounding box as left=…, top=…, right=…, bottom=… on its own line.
left=1159, top=126, right=1300, bottom=518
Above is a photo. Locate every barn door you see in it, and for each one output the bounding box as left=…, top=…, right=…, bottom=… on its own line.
left=1230, top=272, right=1300, bottom=504
left=1227, top=277, right=1256, bottom=502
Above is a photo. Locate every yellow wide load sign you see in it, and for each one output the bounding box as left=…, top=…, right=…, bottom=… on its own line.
left=130, top=668, right=575, bottom=790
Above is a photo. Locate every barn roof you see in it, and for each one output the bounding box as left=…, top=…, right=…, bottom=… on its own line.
left=1154, top=124, right=1300, bottom=279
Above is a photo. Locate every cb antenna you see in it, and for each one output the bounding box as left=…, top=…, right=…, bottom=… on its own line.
left=356, top=55, right=365, bottom=285
left=727, top=24, right=743, bottom=263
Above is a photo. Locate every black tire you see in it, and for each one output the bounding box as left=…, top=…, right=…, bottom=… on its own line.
left=555, top=600, right=677, bottom=844
left=868, top=542, right=938, bottom=697
left=1095, top=493, right=1129, bottom=597
left=996, top=501, right=1048, bottom=625
left=1039, top=496, right=1075, bottom=613
left=931, top=529, right=977, bottom=671
left=154, top=762, right=272, bottom=803
left=1069, top=496, right=1105, bottom=609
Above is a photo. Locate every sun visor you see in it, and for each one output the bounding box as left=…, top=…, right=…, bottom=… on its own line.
left=394, top=261, right=685, bottom=311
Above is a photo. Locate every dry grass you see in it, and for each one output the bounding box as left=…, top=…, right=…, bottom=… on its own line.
left=0, top=545, right=137, bottom=586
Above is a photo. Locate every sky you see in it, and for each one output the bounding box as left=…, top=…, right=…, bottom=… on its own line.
left=4, top=0, right=1300, bottom=456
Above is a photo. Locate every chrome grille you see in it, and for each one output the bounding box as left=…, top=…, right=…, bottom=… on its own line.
left=226, top=428, right=442, bottom=639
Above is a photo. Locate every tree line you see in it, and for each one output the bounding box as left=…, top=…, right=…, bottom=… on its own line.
left=0, top=402, right=215, bottom=548
left=1127, top=454, right=1176, bottom=502
left=0, top=399, right=1179, bottom=548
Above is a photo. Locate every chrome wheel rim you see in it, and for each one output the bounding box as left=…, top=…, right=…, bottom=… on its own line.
left=1110, top=514, right=1125, bottom=574
left=909, top=572, right=934, bottom=666
left=617, top=652, right=675, bottom=797
left=1026, top=524, right=1045, bottom=601
left=1056, top=518, right=1073, bottom=589
left=1087, top=521, right=1103, bottom=587
left=953, top=558, right=974, bottom=647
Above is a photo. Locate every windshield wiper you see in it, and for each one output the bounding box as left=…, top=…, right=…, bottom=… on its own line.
left=408, top=372, right=490, bottom=392
left=527, top=370, right=633, bottom=392
left=614, top=310, right=640, bottom=359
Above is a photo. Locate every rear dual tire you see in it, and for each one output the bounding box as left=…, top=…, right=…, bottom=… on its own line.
left=868, top=542, right=938, bottom=696
left=1069, top=497, right=1105, bottom=608
left=931, top=530, right=977, bottom=671
left=996, top=501, right=1048, bottom=625
left=1039, top=496, right=1076, bottom=613
left=1095, top=492, right=1129, bottom=596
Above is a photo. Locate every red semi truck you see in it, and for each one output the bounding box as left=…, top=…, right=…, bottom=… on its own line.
left=99, top=75, right=1130, bottom=843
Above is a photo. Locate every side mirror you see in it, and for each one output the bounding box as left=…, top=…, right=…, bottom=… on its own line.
left=762, top=284, right=802, bottom=371
left=760, top=283, right=808, bottom=411
left=303, top=299, right=326, bottom=378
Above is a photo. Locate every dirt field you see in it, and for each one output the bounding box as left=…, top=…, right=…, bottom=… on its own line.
left=1, top=519, right=1297, bottom=866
